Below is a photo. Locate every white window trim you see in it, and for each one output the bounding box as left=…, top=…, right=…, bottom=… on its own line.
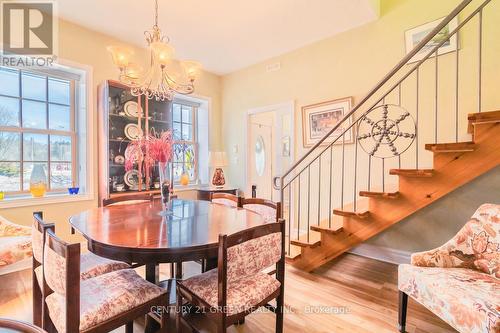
left=172, top=93, right=211, bottom=188
left=0, top=59, right=95, bottom=209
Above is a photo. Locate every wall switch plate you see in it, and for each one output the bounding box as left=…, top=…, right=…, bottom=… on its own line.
left=232, top=144, right=238, bottom=153
left=266, top=62, right=281, bottom=72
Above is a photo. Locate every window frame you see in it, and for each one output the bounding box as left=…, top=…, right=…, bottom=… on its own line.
left=172, top=99, right=199, bottom=185
left=0, top=67, right=78, bottom=194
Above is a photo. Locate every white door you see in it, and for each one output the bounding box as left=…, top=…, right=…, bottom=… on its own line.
left=248, top=120, right=274, bottom=200
left=247, top=102, right=294, bottom=201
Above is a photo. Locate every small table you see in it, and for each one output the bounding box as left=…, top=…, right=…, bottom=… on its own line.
left=196, top=187, right=238, bottom=201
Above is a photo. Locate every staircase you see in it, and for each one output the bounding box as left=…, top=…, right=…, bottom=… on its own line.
left=279, top=0, right=500, bottom=271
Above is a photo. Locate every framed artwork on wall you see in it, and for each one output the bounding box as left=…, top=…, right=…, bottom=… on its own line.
left=301, top=97, right=353, bottom=148
left=405, top=16, right=458, bottom=63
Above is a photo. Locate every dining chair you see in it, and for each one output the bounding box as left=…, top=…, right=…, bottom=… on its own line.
left=43, top=229, right=168, bottom=333
left=240, top=197, right=282, bottom=223
left=176, top=219, right=286, bottom=333
left=32, top=212, right=130, bottom=327
left=210, top=193, right=241, bottom=207
left=0, top=318, right=47, bottom=333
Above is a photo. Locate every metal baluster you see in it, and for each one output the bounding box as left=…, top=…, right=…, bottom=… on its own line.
left=307, top=166, right=311, bottom=242
left=368, top=155, right=371, bottom=191
left=416, top=68, right=419, bottom=169
left=478, top=9, right=483, bottom=113
left=398, top=83, right=402, bottom=106
left=455, top=38, right=460, bottom=142
left=382, top=158, right=385, bottom=192
left=317, top=156, right=321, bottom=226
left=288, top=184, right=292, bottom=255
left=328, top=145, right=333, bottom=229
left=435, top=49, right=439, bottom=143
left=341, top=133, right=345, bottom=209
left=353, top=134, right=358, bottom=211
left=297, top=174, right=301, bottom=241
left=399, top=155, right=401, bottom=169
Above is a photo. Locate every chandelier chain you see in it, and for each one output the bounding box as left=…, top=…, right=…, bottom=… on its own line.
left=154, top=0, right=159, bottom=27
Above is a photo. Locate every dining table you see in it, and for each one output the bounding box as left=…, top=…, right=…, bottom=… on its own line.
left=69, top=198, right=267, bottom=331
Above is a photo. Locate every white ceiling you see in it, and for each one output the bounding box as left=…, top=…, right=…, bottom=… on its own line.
left=57, top=0, right=379, bottom=75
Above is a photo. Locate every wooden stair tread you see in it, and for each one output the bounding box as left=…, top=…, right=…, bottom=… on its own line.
left=285, top=244, right=302, bottom=262
left=332, top=209, right=370, bottom=219
left=425, top=141, right=476, bottom=153
left=359, top=191, right=399, bottom=199
left=310, top=225, right=344, bottom=235
left=389, top=169, right=434, bottom=177
left=468, top=110, right=500, bottom=133
left=289, top=230, right=321, bottom=248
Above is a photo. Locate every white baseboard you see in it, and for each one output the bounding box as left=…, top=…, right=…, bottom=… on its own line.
left=349, top=243, right=411, bottom=265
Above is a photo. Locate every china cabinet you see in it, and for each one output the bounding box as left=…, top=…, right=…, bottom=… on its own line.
left=98, top=80, right=172, bottom=206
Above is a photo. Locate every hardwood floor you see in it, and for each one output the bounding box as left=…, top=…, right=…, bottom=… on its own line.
left=0, top=254, right=455, bottom=332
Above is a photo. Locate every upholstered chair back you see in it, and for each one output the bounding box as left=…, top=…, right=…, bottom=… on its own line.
left=31, top=213, right=54, bottom=264
left=43, top=242, right=67, bottom=295
left=0, top=215, right=31, bottom=237
left=241, top=198, right=281, bottom=224
left=411, top=203, right=500, bottom=276
left=226, top=226, right=282, bottom=283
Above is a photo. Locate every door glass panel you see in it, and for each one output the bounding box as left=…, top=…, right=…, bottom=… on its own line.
left=255, top=135, right=265, bottom=176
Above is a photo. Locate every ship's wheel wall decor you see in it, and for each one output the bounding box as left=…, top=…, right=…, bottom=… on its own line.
left=357, top=104, right=416, bottom=159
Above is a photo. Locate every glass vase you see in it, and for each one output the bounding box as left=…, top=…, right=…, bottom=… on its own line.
left=30, top=164, right=47, bottom=198
left=158, top=161, right=173, bottom=204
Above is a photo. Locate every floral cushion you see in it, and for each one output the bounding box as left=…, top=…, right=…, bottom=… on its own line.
left=399, top=265, right=499, bottom=333
left=227, top=232, right=281, bottom=283
left=182, top=268, right=280, bottom=315
left=243, top=204, right=277, bottom=223
left=411, top=204, right=500, bottom=277
left=212, top=198, right=237, bottom=207
left=0, top=236, right=32, bottom=267
left=34, top=252, right=130, bottom=288
left=45, top=269, right=166, bottom=332
left=0, top=216, right=31, bottom=237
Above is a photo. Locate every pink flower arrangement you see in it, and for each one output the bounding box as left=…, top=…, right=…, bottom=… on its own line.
left=125, top=130, right=174, bottom=174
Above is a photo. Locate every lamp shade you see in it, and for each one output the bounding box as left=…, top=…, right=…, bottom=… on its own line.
left=208, top=151, right=228, bottom=167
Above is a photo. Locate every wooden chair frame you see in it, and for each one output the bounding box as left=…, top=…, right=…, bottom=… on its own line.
left=176, top=219, right=286, bottom=333
left=240, top=198, right=282, bottom=222
left=209, top=193, right=242, bottom=207
left=32, top=212, right=55, bottom=329
left=102, top=193, right=154, bottom=207
left=43, top=229, right=168, bottom=333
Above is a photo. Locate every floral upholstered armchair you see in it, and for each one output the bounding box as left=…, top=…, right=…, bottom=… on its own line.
left=398, top=204, right=500, bottom=333
left=0, top=215, right=32, bottom=274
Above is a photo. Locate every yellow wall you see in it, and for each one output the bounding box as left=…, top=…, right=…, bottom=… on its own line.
left=221, top=0, right=500, bottom=252
left=0, top=19, right=222, bottom=240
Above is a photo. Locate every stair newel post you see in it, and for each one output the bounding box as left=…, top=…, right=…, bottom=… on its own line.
left=328, top=145, right=333, bottom=229
left=307, top=165, right=311, bottom=243
left=353, top=127, right=358, bottom=212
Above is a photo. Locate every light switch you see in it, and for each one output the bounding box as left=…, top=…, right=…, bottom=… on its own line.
left=232, top=144, right=238, bottom=153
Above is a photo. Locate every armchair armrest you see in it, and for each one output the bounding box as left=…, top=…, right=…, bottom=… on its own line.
left=0, top=216, right=31, bottom=237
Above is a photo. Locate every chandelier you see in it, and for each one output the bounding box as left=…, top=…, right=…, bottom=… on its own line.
left=107, top=0, right=202, bottom=101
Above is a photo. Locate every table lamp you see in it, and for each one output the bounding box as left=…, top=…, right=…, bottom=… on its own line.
left=209, top=151, right=228, bottom=188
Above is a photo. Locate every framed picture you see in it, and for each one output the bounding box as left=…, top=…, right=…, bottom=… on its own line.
left=301, top=97, right=353, bottom=148
left=405, top=17, right=458, bottom=63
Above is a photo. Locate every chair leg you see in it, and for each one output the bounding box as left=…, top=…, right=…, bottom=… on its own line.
left=276, top=293, right=284, bottom=333
left=125, top=321, right=133, bottom=333
left=176, top=290, right=183, bottom=333
left=32, top=274, right=42, bottom=327
left=398, top=291, right=408, bottom=333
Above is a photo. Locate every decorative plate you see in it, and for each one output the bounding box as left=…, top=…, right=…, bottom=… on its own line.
left=123, top=170, right=139, bottom=187
left=124, top=123, right=143, bottom=140
left=123, top=101, right=143, bottom=118
left=114, top=155, right=125, bottom=165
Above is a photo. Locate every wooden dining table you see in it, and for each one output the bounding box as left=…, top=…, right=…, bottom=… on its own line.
left=69, top=198, right=266, bottom=330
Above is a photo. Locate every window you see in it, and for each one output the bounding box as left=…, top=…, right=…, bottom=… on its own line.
left=0, top=67, right=76, bottom=193
left=172, top=100, right=198, bottom=183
